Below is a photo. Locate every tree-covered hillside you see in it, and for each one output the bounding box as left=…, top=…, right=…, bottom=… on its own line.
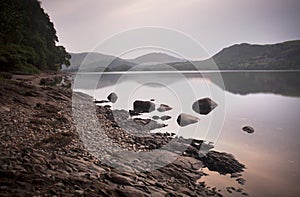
left=0, top=0, right=70, bottom=73
left=212, top=40, right=300, bottom=70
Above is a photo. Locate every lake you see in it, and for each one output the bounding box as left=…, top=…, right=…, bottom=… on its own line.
left=74, top=71, right=300, bottom=197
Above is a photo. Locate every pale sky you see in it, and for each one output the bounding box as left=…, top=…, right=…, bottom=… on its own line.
left=40, top=0, right=300, bottom=59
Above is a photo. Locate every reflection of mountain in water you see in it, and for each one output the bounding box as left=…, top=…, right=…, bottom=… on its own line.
left=217, top=71, right=300, bottom=97
left=73, top=71, right=300, bottom=98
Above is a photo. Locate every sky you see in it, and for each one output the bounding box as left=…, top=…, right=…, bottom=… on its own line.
left=40, top=0, right=300, bottom=59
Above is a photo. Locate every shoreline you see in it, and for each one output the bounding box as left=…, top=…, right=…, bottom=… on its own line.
left=0, top=73, right=246, bottom=196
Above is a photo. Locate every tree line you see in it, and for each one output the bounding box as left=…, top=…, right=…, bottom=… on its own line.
left=0, top=0, right=70, bottom=73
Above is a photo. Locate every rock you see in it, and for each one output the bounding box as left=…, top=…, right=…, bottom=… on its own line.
left=93, top=100, right=109, bottom=104
left=39, top=76, right=62, bottom=86
left=75, top=190, right=84, bottom=195
left=202, top=151, right=245, bottom=175
left=0, top=72, right=13, bottom=79
left=192, top=98, right=217, bottom=115
left=231, top=172, right=242, bottom=178
left=160, top=115, right=171, bottom=121
left=150, top=99, right=155, bottom=101
left=129, top=110, right=141, bottom=116
left=157, top=104, right=172, bottom=112
left=0, top=106, right=10, bottom=112
left=242, top=126, right=255, bottom=134
left=176, top=113, right=199, bottom=127
left=108, top=173, right=132, bottom=185
left=107, top=92, right=118, bottom=103
left=116, top=186, right=147, bottom=197
left=133, top=100, right=155, bottom=113
left=236, top=177, right=246, bottom=185
left=152, top=115, right=160, bottom=120
left=134, top=118, right=151, bottom=125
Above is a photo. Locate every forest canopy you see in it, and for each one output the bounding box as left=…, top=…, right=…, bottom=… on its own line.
left=0, top=0, right=70, bottom=73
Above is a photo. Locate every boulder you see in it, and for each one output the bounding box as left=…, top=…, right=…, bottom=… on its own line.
left=107, top=92, right=118, bottom=103
left=157, top=104, right=172, bottom=112
left=176, top=113, right=199, bottom=127
left=242, top=126, right=255, bottom=134
left=133, top=100, right=155, bottom=113
left=192, top=98, right=217, bottom=115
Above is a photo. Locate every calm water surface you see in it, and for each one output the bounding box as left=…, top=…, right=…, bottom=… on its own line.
left=74, top=71, right=300, bottom=197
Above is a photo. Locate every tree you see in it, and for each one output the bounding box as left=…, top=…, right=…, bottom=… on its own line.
left=0, top=0, right=70, bottom=72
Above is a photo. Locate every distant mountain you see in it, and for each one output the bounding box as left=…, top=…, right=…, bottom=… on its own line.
left=169, top=40, right=300, bottom=70
left=63, top=52, right=184, bottom=72
left=63, top=40, right=300, bottom=72
left=63, top=52, right=136, bottom=72
left=130, top=52, right=184, bottom=64
left=212, top=40, right=300, bottom=70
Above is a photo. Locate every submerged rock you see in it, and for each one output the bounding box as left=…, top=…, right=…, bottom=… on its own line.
left=133, top=100, right=155, bottom=113
left=160, top=115, right=172, bottom=121
left=157, top=104, right=172, bottom=112
left=176, top=113, right=199, bottom=127
left=152, top=115, right=160, bottom=120
left=107, top=92, right=118, bottom=103
left=192, top=98, right=217, bottom=115
left=242, top=126, right=255, bottom=134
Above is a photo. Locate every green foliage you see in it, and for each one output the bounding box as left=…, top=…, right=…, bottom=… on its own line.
left=0, top=0, right=70, bottom=73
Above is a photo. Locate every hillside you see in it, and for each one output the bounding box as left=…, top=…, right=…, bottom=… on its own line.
left=64, top=40, right=300, bottom=72
left=212, top=40, right=300, bottom=70
left=130, top=52, right=184, bottom=64
left=63, top=52, right=136, bottom=72
left=169, top=40, right=300, bottom=70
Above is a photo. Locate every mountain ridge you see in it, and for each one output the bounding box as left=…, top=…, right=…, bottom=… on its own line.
left=63, top=40, right=300, bottom=72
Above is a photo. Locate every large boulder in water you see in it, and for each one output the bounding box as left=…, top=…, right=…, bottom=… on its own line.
left=133, top=100, right=155, bottom=113
left=192, top=98, right=217, bottom=115
left=177, top=113, right=199, bottom=127
left=107, top=92, right=118, bottom=103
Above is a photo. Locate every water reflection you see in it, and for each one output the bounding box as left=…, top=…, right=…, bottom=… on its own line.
left=74, top=71, right=300, bottom=97
left=74, top=71, right=300, bottom=196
